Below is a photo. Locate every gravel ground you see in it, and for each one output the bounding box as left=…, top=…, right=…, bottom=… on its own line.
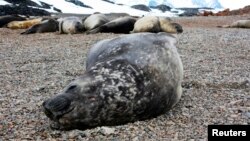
left=0, top=15, right=249, bottom=140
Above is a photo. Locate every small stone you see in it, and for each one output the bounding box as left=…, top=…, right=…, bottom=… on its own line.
left=99, top=127, right=115, bottom=135
left=245, top=112, right=250, bottom=118
left=132, top=136, right=139, bottom=141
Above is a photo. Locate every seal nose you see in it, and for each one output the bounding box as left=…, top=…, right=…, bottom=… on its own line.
left=173, top=23, right=183, bottom=33
left=43, top=95, right=71, bottom=120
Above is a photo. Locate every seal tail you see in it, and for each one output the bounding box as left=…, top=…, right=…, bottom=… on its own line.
left=21, top=30, right=30, bottom=35
left=20, top=27, right=35, bottom=34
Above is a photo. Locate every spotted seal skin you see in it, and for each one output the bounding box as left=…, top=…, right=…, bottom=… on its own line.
left=43, top=32, right=183, bottom=130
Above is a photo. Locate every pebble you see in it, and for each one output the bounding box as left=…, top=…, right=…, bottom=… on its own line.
left=99, top=127, right=115, bottom=135
left=245, top=112, right=250, bottom=118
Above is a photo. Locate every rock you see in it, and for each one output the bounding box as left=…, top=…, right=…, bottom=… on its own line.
left=245, top=112, right=250, bottom=118
left=102, top=0, right=115, bottom=4
left=65, top=0, right=92, bottom=9
left=178, top=8, right=199, bottom=17
left=5, top=0, right=40, bottom=7
left=0, top=5, right=50, bottom=16
left=131, top=4, right=151, bottom=12
left=199, top=5, right=250, bottom=16
left=68, top=130, right=86, bottom=139
left=150, top=4, right=171, bottom=12
left=99, top=127, right=115, bottom=135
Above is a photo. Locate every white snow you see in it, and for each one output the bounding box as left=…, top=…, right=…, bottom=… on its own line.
left=0, top=0, right=10, bottom=5
left=0, top=0, right=250, bottom=16
left=78, top=0, right=148, bottom=16
left=38, top=0, right=95, bottom=14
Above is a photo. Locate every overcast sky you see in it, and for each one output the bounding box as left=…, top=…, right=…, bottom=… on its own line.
left=219, top=0, right=250, bottom=9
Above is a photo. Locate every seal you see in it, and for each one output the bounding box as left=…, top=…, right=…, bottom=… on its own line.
left=58, top=16, right=84, bottom=34
left=21, top=18, right=59, bottom=34
left=7, top=18, right=44, bottom=29
left=83, top=13, right=109, bottom=31
left=131, top=16, right=183, bottom=33
left=42, top=32, right=183, bottom=130
left=0, top=15, right=26, bottom=27
left=217, top=20, right=250, bottom=28
left=86, top=16, right=137, bottom=34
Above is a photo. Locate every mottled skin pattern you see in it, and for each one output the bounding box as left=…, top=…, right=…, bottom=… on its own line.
left=43, top=32, right=183, bottom=130
left=86, top=16, right=137, bottom=34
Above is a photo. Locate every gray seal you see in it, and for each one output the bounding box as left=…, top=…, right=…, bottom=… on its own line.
left=43, top=32, right=183, bottom=130
left=86, top=16, right=137, bottom=34
left=0, top=15, right=26, bottom=27
left=217, top=20, right=250, bottom=28
left=58, top=16, right=84, bottom=34
left=83, top=14, right=109, bottom=31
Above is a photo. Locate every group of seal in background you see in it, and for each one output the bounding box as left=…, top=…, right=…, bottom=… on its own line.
left=0, top=13, right=184, bottom=35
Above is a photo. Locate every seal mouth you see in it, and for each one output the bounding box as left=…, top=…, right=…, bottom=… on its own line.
left=44, top=105, right=75, bottom=121
left=46, top=106, right=75, bottom=130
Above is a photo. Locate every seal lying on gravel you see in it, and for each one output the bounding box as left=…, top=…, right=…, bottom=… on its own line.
left=217, top=20, right=250, bottom=28
left=131, top=16, right=183, bottom=33
left=58, top=16, right=84, bottom=34
left=0, top=15, right=26, bottom=27
left=86, top=16, right=137, bottom=34
left=83, top=13, right=109, bottom=31
left=43, top=32, right=183, bottom=130
left=7, top=18, right=44, bottom=29
left=21, top=19, right=59, bottom=34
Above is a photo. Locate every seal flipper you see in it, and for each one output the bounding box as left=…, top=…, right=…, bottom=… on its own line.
left=21, top=24, right=40, bottom=34
left=21, top=27, right=36, bottom=34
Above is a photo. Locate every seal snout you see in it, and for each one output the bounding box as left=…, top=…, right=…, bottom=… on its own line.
left=43, top=95, right=72, bottom=120
left=172, top=23, right=183, bottom=33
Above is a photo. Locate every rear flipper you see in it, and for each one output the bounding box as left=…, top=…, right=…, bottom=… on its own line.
left=20, top=28, right=36, bottom=34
